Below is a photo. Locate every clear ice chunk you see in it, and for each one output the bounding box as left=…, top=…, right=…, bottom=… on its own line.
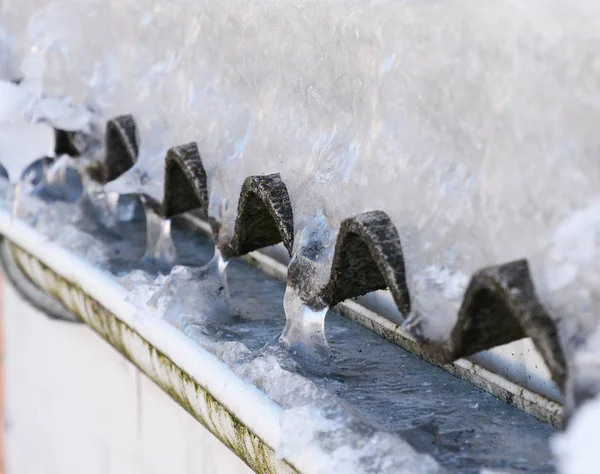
left=143, top=205, right=177, bottom=266
left=281, top=214, right=336, bottom=373
left=281, top=285, right=333, bottom=374
left=146, top=248, right=234, bottom=338
left=103, top=151, right=165, bottom=204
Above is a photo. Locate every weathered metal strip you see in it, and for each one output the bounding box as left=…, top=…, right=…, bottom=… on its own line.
left=99, top=115, right=567, bottom=423
left=322, top=210, right=410, bottom=313
left=228, top=173, right=294, bottom=258
left=162, top=142, right=209, bottom=218
left=8, top=241, right=298, bottom=474
left=419, top=260, right=566, bottom=391
left=104, top=114, right=139, bottom=182
left=240, top=244, right=565, bottom=428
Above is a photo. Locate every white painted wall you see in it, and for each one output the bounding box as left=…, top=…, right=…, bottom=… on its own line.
left=3, top=282, right=252, bottom=474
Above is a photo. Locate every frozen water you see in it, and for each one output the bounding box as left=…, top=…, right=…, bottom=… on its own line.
left=0, top=122, right=54, bottom=182
left=553, top=395, right=600, bottom=474
left=277, top=405, right=440, bottom=474
left=46, top=154, right=72, bottom=184
left=133, top=246, right=235, bottom=337
left=210, top=246, right=232, bottom=309
left=0, top=25, right=18, bottom=81
left=408, top=265, right=471, bottom=341
left=6, top=0, right=600, bottom=352
left=0, top=79, right=93, bottom=225
left=83, top=185, right=139, bottom=229
left=281, top=285, right=333, bottom=375
left=0, top=81, right=33, bottom=122
left=4, top=181, right=559, bottom=472
left=151, top=263, right=234, bottom=338
left=142, top=204, right=176, bottom=265
left=144, top=212, right=176, bottom=265
left=281, top=212, right=337, bottom=370
left=29, top=95, right=92, bottom=132
left=0, top=79, right=94, bottom=184
left=3, top=1, right=600, bottom=468
left=104, top=151, right=165, bottom=204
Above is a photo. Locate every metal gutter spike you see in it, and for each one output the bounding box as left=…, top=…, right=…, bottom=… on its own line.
left=54, top=128, right=81, bottom=157
left=227, top=173, right=294, bottom=258
left=161, top=142, right=208, bottom=218
left=54, top=127, right=97, bottom=158
left=103, top=114, right=138, bottom=182
left=322, top=210, right=411, bottom=314
left=100, top=132, right=569, bottom=406
left=420, top=260, right=567, bottom=390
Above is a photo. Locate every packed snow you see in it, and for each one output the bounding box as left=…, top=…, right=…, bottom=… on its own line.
left=553, top=395, right=600, bottom=474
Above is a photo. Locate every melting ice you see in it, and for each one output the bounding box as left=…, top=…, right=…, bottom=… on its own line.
left=6, top=0, right=600, bottom=352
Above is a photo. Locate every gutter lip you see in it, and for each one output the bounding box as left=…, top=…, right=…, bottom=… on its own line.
left=0, top=237, right=78, bottom=322
left=0, top=209, right=295, bottom=463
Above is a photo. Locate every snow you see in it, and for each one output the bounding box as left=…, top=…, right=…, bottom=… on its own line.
left=553, top=395, right=600, bottom=473
left=0, top=122, right=54, bottom=181
left=2, top=0, right=600, bottom=348
left=0, top=78, right=94, bottom=182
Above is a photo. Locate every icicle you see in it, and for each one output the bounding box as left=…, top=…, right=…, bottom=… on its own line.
left=106, top=191, right=120, bottom=217
left=200, top=246, right=232, bottom=307
left=281, top=285, right=333, bottom=373
left=142, top=198, right=177, bottom=265
left=280, top=213, right=336, bottom=374
left=11, top=180, right=22, bottom=218
left=46, top=154, right=75, bottom=186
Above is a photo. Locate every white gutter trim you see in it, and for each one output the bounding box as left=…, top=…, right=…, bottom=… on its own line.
left=0, top=210, right=298, bottom=463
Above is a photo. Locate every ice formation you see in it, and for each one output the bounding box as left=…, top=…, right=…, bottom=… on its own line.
left=282, top=213, right=335, bottom=369
left=553, top=394, right=600, bottom=474
left=3, top=0, right=600, bottom=467
left=0, top=75, right=97, bottom=221
left=2, top=0, right=600, bottom=360
left=0, top=180, right=557, bottom=471
left=143, top=246, right=234, bottom=335
left=0, top=80, right=54, bottom=182
left=281, top=285, right=332, bottom=373
left=143, top=211, right=176, bottom=264
left=0, top=99, right=560, bottom=472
